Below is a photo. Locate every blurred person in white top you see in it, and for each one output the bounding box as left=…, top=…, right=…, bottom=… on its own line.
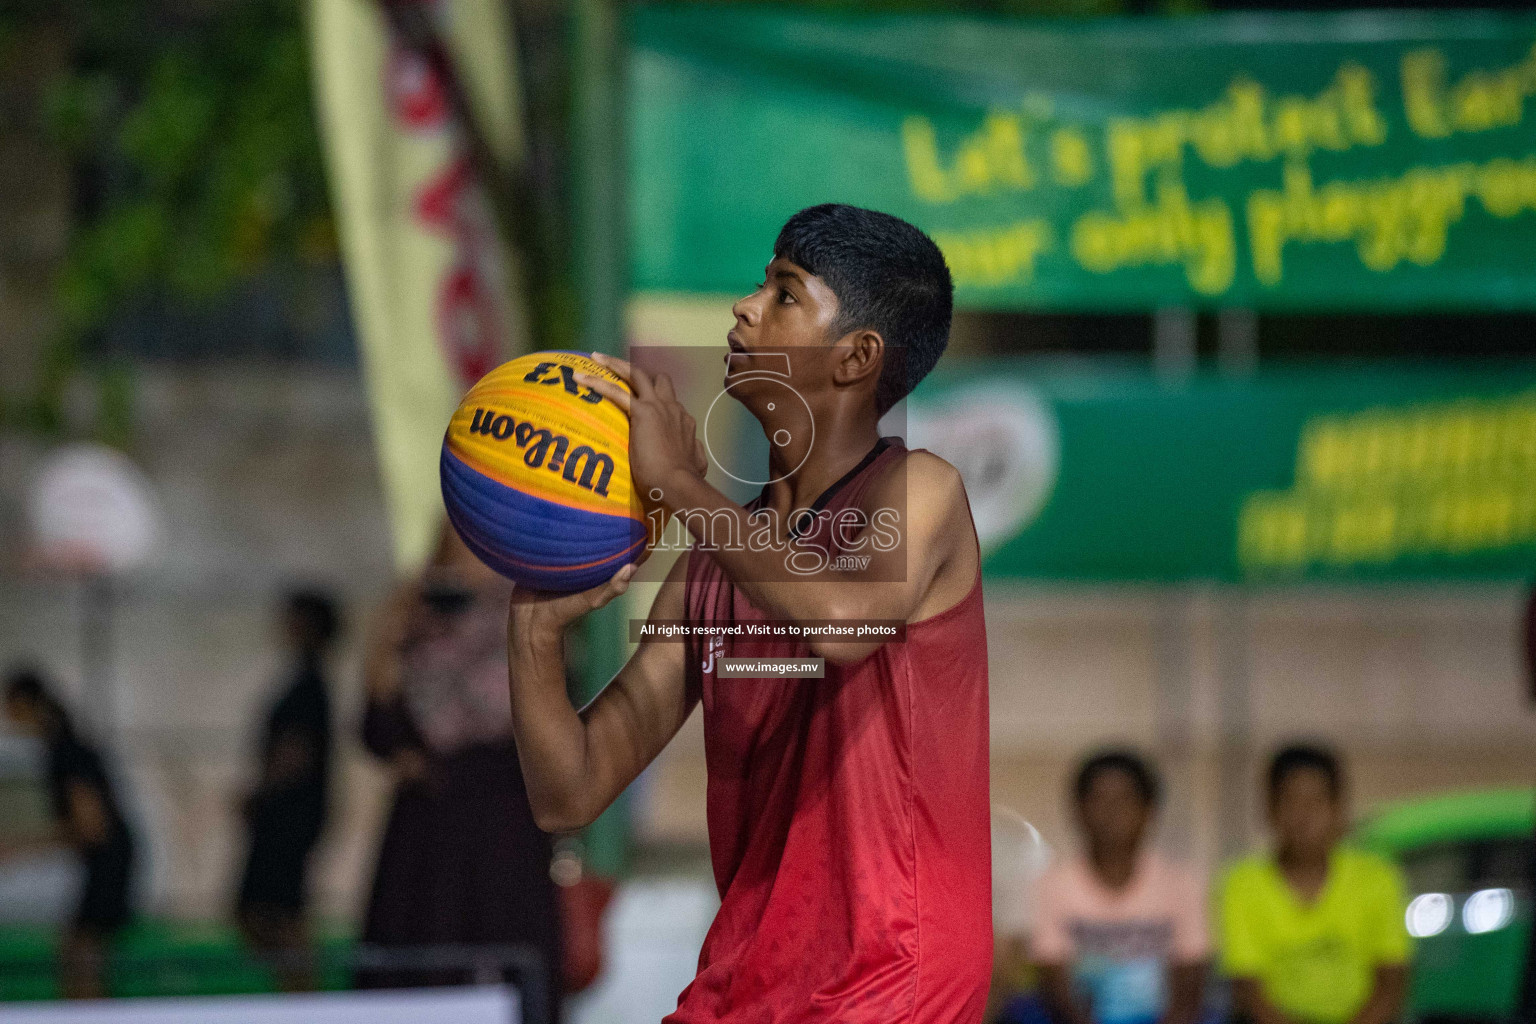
left=1032, top=749, right=1209, bottom=1024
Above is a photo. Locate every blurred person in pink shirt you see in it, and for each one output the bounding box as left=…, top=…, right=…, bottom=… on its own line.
left=1032, top=749, right=1209, bottom=1024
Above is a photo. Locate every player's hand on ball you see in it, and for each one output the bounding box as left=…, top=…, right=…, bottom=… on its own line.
left=509, top=563, right=637, bottom=633
left=577, top=354, right=709, bottom=504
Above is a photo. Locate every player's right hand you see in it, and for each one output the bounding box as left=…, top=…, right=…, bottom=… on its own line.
left=508, top=563, right=637, bottom=634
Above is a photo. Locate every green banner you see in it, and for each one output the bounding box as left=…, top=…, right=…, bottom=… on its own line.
left=630, top=8, right=1536, bottom=311
left=906, top=363, right=1536, bottom=581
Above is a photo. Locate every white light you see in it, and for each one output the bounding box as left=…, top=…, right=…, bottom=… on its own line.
left=1462, top=888, right=1516, bottom=935
left=1405, top=893, right=1453, bottom=938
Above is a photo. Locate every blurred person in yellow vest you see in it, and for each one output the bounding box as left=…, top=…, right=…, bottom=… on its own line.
left=1219, top=744, right=1409, bottom=1024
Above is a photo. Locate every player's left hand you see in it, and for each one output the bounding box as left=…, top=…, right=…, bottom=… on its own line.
left=577, top=353, right=709, bottom=504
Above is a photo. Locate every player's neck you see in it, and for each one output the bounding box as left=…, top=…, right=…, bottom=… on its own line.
left=767, top=408, right=883, bottom=513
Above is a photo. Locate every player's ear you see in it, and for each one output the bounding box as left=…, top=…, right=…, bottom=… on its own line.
left=832, top=328, right=883, bottom=390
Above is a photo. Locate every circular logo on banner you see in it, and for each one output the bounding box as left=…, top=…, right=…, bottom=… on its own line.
left=906, top=384, right=1060, bottom=553
left=26, top=444, right=163, bottom=574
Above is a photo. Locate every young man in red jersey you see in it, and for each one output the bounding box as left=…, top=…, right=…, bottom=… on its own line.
left=505, top=204, right=991, bottom=1023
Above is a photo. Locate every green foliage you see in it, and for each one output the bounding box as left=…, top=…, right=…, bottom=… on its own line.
left=3, top=0, right=333, bottom=439
left=51, top=1, right=332, bottom=329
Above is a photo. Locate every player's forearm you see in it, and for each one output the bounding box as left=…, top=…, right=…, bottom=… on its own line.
left=506, top=610, right=599, bottom=832
left=663, top=473, right=906, bottom=663
left=662, top=471, right=903, bottom=627
left=660, top=472, right=812, bottom=614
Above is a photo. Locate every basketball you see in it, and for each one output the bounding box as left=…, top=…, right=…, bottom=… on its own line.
left=441, top=351, right=649, bottom=592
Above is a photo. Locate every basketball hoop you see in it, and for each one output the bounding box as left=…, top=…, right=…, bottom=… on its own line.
left=25, top=444, right=162, bottom=577
left=22, top=444, right=164, bottom=744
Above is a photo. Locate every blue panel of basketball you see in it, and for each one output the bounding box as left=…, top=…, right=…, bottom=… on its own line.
left=441, top=447, right=645, bottom=591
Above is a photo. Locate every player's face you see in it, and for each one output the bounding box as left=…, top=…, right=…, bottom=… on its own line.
left=726, top=258, right=842, bottom=411
left=1077, top=768, right=1152, bottom=856
left=1269, top=767, right=1343, bottom=858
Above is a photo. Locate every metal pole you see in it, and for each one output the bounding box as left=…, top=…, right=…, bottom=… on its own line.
left=1214, top=593, right=1253, bottom=859
left=1216, top=308, right=1258, bottom=378
left=1152, top=308, right=1197, bottom=387
left=1153, top=591, right=1195, bottom=861
left=1214, top=308, right=1258, bottom=859
left=80, top=573, right=116, bottom=745
left=1152, top=309, right=1197, bottom=855
left=572, top=0, right=625, bottom=358
left=571, top=0, right=630, bottom=878
left=1520, top=587, right=1536, bottom=1019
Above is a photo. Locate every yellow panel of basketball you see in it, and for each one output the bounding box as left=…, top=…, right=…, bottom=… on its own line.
left=446, top=352, right=641, bottom=521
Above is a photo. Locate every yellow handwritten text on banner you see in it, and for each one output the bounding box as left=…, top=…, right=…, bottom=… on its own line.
left=1239, top=391, right=1536, bottom=572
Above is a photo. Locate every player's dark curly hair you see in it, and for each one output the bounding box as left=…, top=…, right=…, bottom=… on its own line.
left=773, top=204, right=953, bottom=415
left=1267, top=742, right=1344, bottom=803
left=1074, top=748, right=1162, bottom=808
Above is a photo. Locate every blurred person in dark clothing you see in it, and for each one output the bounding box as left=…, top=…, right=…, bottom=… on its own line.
left=357, top=526, right=561, bottom=1016
left=1033, top=750, right=1208, bottom=1024
left=235, top=589, right=339, bottom=989
left=3, top=667, right=136, bottom=999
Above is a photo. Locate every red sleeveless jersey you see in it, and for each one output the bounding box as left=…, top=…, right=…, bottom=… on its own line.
left=668, top=439, right=992, bottom=1024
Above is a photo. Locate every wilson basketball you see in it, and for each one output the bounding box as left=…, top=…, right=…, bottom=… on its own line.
left=441, top=351, right=648, bottom=591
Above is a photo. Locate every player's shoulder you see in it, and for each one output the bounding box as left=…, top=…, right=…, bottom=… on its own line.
left=900, top=447, right=963, bottom=483
left=885, top=447, right=966, bottom=505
